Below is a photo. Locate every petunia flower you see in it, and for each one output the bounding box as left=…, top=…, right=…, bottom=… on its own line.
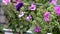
left=3, top=0, right=10, bottom=5
left=50, top=0, right=57, bottom=5
left=26, top=15, right=32, bottom=21
left=29, top=3, right=36, bottom=11
left=34, top=26, right=41, bottom=32
left=16, top=2, right=23, bottom=11
left=54, top=6, right=60, bottom=15
left=44, top=12, right=50, bottom=22
left=18, top=12, right=25, bottom=18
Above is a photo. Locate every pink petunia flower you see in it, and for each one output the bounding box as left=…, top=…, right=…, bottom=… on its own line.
left=54, top=6, right=60, bottom=15
left=3, top=0, right=10, bottom=5
left=29, top=3, right=36, bottom=10
left=44, top=12, right=50, bottom=22
left=26, top=15, right=32, bottom=21
left=34, top=26, right=41, bottom=32
left=18, top=12, right=25, bottom=18
left=50, top=0, right=57, bottom=5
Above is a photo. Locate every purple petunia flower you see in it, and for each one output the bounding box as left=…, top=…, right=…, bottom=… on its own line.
left=34, top=26, right=41, bottom=32
left=54, top=6, right=60, bottom=15
left=18, top=12, right=25, bottom=18
left=26, top=15, right=32, bottom=21
left=29, top=3, right=36, bottom=10
left=16, top=2, right=23, bottom=11
left=44, top=12, right=50, bottom=22
left=50, top=0, right=57, bottom=5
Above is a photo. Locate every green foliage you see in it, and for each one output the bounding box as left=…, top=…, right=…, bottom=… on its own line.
left=2, top=0, right=60, bottom=34
left=0, top=24, right=4, bottom=34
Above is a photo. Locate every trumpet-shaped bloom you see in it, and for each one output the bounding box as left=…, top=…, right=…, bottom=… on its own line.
left=29, top=3, right=36, bottom=10
left=16, top=2, right=23, bottom=11
left=44, top=12, right=50, bottom=22
left=34, top=26, right=41, bottom=32
left=3, top=0, right=10, bottom=5
left=54, top=6, right=60, bottom=15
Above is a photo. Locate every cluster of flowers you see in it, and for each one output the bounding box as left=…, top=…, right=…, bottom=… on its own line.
left=3, top=0, right=60, bottom=33
left=50, top=0, right=60, bottom=15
